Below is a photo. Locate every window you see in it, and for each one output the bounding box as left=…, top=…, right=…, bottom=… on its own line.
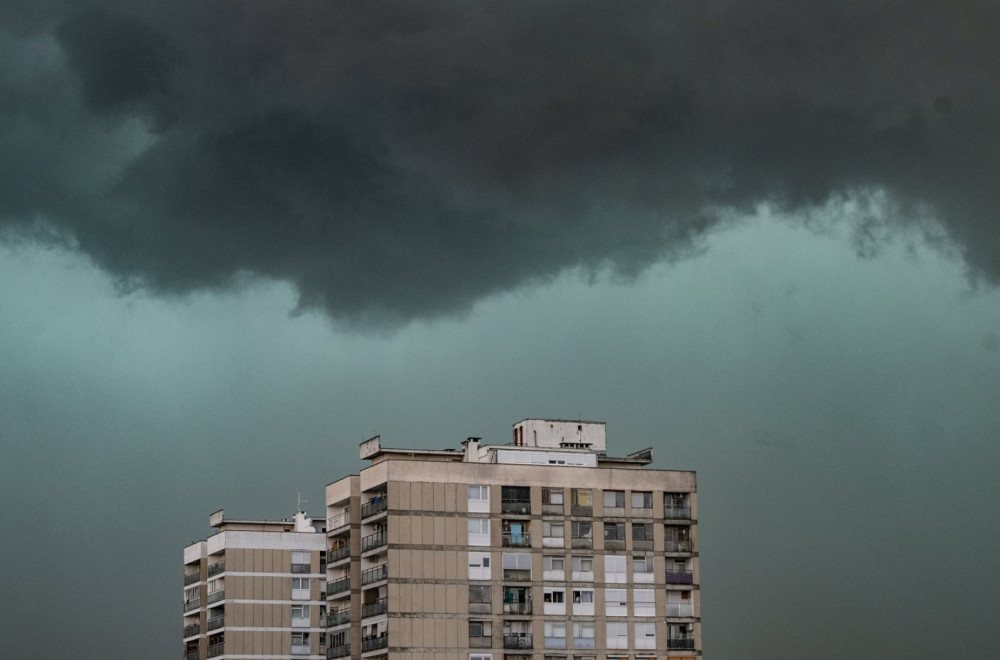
left=470, top=655, right=492, bottom=660
left=544, top=621, right=566, bottom=648
left=291, top=631, right=309, bottom=654
left=634, top=622, right=656, bottom=649
left=468, top=518, right=490, bottom=546
left=572, top=588, right=594, bottom=615
left=603, top=522, right=626, bottom=541
left=291, top=604, right=310, bottom=627
left=542, top=520, right=565, bottom=547
left=469, top=620, right=492, bottom=638
left=291, top=550, right=310, bottom=573
left=468, top=485, right=489, bottom=513
left=570, top=521, right=592, bottom=540
left=572, top=556, right=593, bottom=580
left=603, top=490, right=625, bottom=508
left=542, top=488, right=564, bottom=505
left=543, top=588, right=566, bottom=614
left=543, top=555, right=565, bottom=579
left=469, top=552, right=491, bottom=580
left=469, top=585, right=492, bottom=613
left=606, top=622, right=628, bottom=649
left=668, top=590, right=694, bottom=617
left=634, top=589, right=655, bottom=617
left=291, top=577, right=310, bottom=599
left=605, top=589, right=627, bottom=616
left=632, top=523, right=653, bottom=541
left=631, top=491, right=653, bottom=509
left=570, top=489, right=592, bottom=507
left=572, top=621, right=595, bottom=649
left=502, top=552, right=531, bottom=580
left=604, top=555, right=626, bottom=582
left=633, top=555, right=654, bottom=583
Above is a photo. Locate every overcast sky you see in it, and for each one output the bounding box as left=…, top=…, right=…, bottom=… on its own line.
left=1, top=2, right=999, bottom=659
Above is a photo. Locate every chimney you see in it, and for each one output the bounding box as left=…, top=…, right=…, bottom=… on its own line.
left=462, top=437, right=481, bottom=462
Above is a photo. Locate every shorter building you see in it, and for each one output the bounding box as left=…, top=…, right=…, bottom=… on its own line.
left=183, top=509, right=328, bottom=660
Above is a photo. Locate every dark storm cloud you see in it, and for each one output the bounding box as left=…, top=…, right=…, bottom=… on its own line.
left=2, top=1, right=998, bottom=323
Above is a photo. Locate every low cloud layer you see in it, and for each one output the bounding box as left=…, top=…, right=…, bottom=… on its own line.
left=2, top=1, right=998, bottom=324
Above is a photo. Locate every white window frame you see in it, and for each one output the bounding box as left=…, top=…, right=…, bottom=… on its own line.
left=634, top=621, right=657, bottom=649
left=468, top=485, right=490, bottom=513
left=603, top=490, right=625, bottom=508
left=543, top=555, right=565, bottom=580
left=542, top=520, right=565, bottom=548
left=604, top=554, right=627, bottom=583
left=468, top=518, right=490, bottom=546
left=572, top=588, right=594, bottom=615
left=605, top=588, right=627, bottom=616
left=572, top=555, right=594, bottom=581
left=633, top=589, right=655, bottom=617
left=606, top=621, right=628, bottom=649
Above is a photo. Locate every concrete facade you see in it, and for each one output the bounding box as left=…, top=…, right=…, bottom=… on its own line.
left=325, top=419, right=701, bottom=660
left=183, top=510, right=328, bottom=659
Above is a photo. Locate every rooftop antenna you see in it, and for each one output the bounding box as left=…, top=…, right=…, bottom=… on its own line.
left=297, top=493, right=308, bottom=512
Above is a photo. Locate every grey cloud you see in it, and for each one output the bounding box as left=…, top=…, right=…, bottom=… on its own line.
left=2, top=1, right=998, bottom=325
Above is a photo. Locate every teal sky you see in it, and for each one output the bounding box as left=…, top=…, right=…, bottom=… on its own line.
left=2, top=210, right=998, bottom=657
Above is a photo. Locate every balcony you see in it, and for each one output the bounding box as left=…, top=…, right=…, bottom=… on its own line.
left=664, top=505, right=691, bottom=520
left=668, top=637, right=696, bottom=650
left=328, top=545, right=351, bottom=563
left=327, top=609, right=351, bottom=627
left=183, top=598, right=201, bottom=612
left=183, top=623, right=200, bottom=638
left=362, top=598, right=388, bottom=618
left=361, top=564, right=387, bottom=585
left=292, top=562, right=311, bottom=574
left=184, top=572, right=200, bottom=586
left=544, top=636, right=566, bottom=649
left=668, top=603, right=695, bottom=617
left=666, top=569, right=694, bottom=585
left=328, top=576, right=351, bottom=597
left=502, top=600, right=532, bottom=615
left=328, top=512, right=350, bottom=533
left=573, top=637, right=596, bottom=649
left=361, top=496, right=388, bottom=519
left=502, top=568, right=531, bottom=581
left=292, top=642, right=310, bottom=655
left=327, top=643, right=351, bottom=658
left=207, top=642, right=224, bottom=658
left=361, top=634, right=388, bottom=652
left=362, top=530, right=387, bottom=553
left=501, top=499, right=531, bottom=515
left=207, top=590, right=225, bottom=604
left=208, top=560, right=225, bottom=577
left=665, top=539, right=693, bottom=553
left=184, top=651, right=199, bottom=660
left=469, top=635, right=492, bottom=648
left=207, top=615, right=224, bottom=631
left=503, top=634, right=533, bottom=649
left=501, top=532, right=531, bottom=548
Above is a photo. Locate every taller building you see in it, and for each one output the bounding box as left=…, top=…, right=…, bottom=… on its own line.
left=183, top=509, right=328, bottom=659
left=324, top=419, right=701, bottom=660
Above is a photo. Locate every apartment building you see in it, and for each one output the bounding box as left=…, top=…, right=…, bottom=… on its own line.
left=183, top=509, right=328, bottom=659
left=324, top=419, right=700, bottom=660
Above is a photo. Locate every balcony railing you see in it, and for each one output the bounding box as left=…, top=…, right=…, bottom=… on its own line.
left=668, top=603, right=695, bottom=617
left=292, top=562, right=311, bottom=574
left=361, top=497, right=388, bottom=519
left=184, top=572, right=200, bottom=586
left=502, top=600, right=532, bottom=615
left=184, top=651, right=199, bottom=660
left=668, top=637, right=696, bottom=650
left=469, top=635, right=492, bottom=648
left=573, top=637, right=596, bottom=649
left=361, top=634, right=388, bottom=652
left=503, top=634, right=533, bottom=649
left=208, top=560, right=225, bottom=577
left=207, top=615, right=224, bottom=631
left=502, top=569, right=531, bottom=581
left=328, top=512, right=350, bottom=532
left=328, top=576, right=351, bottom=597
left=501, top=499, right=531, bottom=515
left=207, top=642, right=224, bottom=658
left=183, top=598, right=201, bottom=612
left=361, top=564, right=388, bottom=585
left=328, top=545, right=351, bottom=563
left=362, top=598, right=388, bottom=618
left=501, top=532, right=531, bottom=547
left=183, top=623, right=200, bottom=638
left=327, top=643, right=351, bottom=658
left=207, top=590, right=225, bottom=604
left=666, top=569, right=694, bottom=584
left=665, top=539, right=693, bottom=553
left=362, top=530, right=387, bottom=553
left=664, top=505, right=691, bottom=520
left=327, top=609, right=351, bottom=627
